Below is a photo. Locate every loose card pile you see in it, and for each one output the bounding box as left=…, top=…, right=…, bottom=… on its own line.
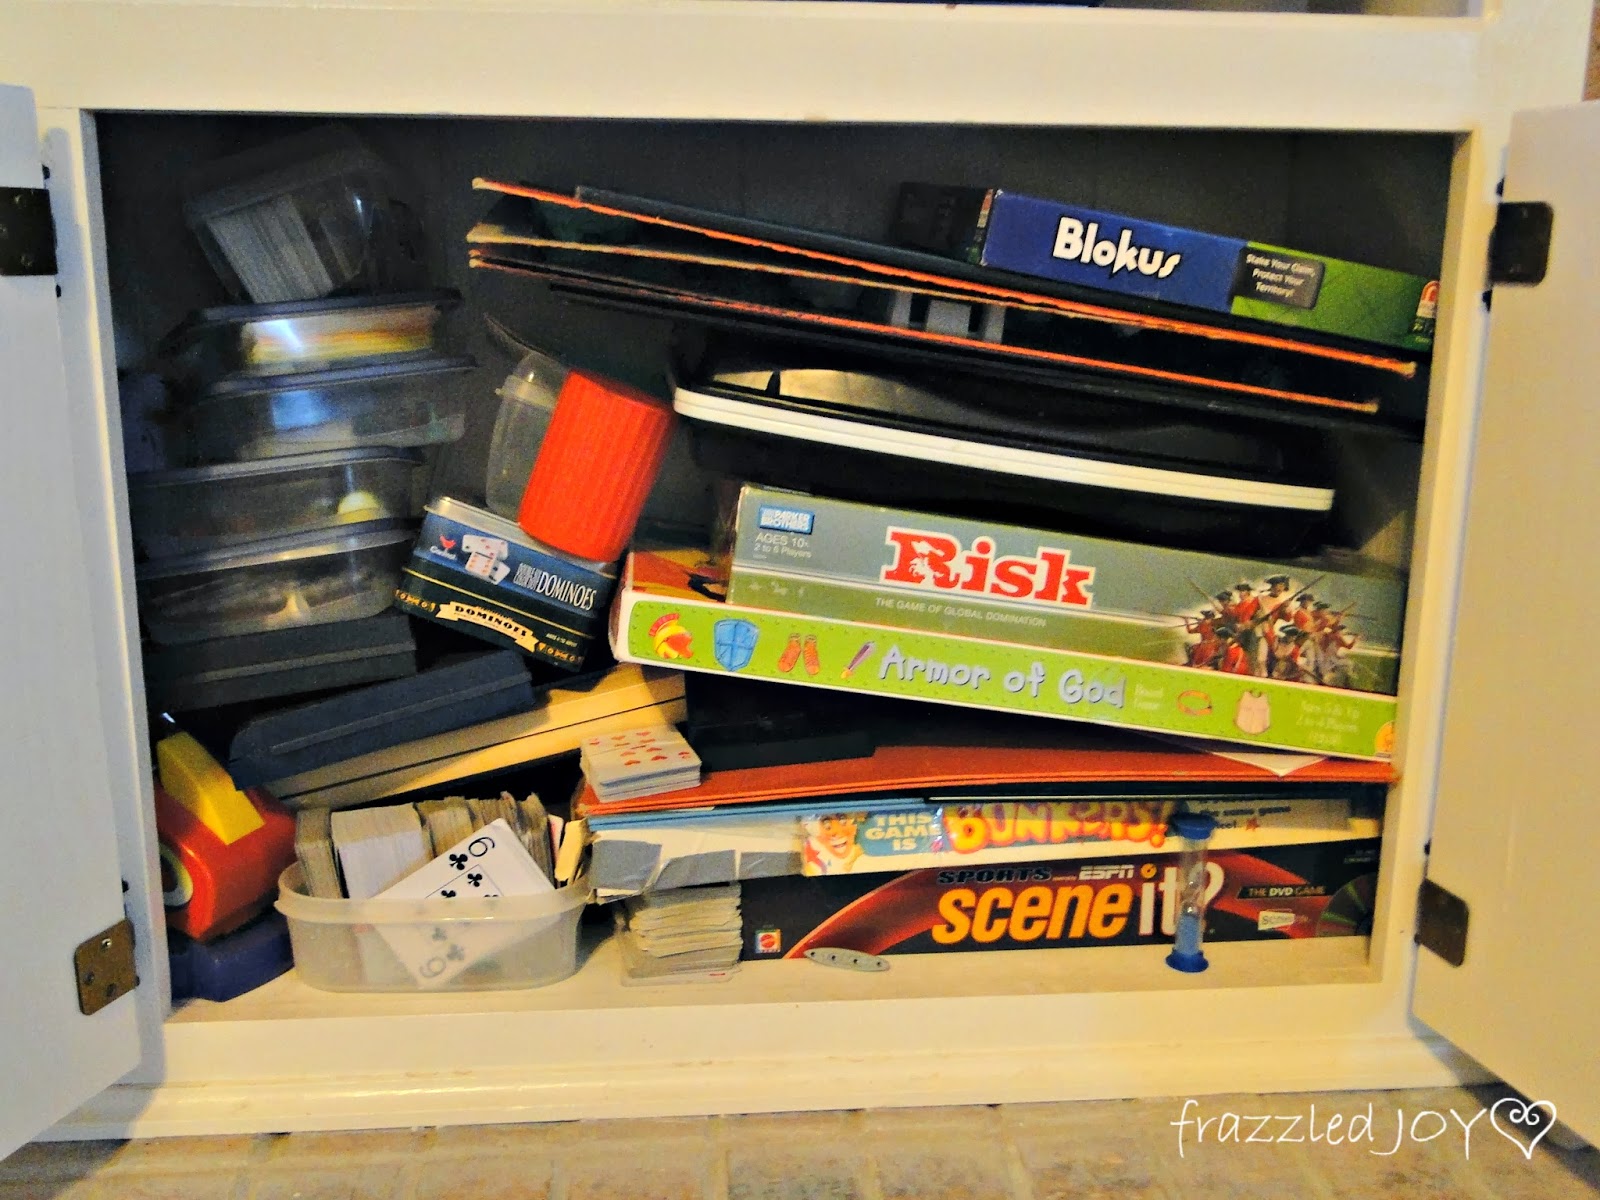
left=581, top=724, right=702, bottom=801
left=617, top=883, right=741, bottom=982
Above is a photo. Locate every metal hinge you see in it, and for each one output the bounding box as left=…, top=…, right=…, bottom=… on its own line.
left=74, top=918, right=138, bottom=1015
left=1415, top=877, right=1470, bottom=967
left=0, top=185, right=57, bottom=276
left=1487, top=200, right=1552, bottom=287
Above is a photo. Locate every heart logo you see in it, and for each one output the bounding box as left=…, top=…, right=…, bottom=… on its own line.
left=1490, top=1097, right=1558, bottom=1160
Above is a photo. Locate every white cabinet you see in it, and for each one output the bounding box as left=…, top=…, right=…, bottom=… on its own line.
left=0, top=0, right=1594, bottom=1154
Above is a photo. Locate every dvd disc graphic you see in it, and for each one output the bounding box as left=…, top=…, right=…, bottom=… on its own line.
left=1316, top=872, right=1377, bottom=937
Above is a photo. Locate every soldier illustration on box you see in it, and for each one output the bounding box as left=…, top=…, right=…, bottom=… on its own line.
left=1180, top=576, right=1363, bottom=688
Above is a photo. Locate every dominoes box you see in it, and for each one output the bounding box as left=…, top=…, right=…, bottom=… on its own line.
left=394, top=496, right=617, bottom=671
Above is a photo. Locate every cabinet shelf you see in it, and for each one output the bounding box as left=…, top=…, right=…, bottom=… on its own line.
left=165, top=931, right=1376, bottom=1025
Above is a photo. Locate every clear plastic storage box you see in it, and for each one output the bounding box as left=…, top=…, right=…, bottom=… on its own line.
left=129, top=448, right=428, bottom=558
left=136, top=519, right=415, bottom=644
left=165, top=291, right=460, bottom=389
left=485, top=347, right=567, bottom=518
left=186, top=354, right=474, bottom=462
left=275, top=864, right=589, bottom=992
left=183, top=125, right=425, bottom=304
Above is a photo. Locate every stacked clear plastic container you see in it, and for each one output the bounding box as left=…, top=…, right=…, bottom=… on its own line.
left=131, top=128, right=475, bottom=646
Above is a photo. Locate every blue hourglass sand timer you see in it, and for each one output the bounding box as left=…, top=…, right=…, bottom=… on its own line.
left=1166, top=811, right=1219, bottom=974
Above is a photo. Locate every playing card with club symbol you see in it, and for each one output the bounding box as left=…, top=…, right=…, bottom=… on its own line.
left=374, top=818, right=555, bottom=987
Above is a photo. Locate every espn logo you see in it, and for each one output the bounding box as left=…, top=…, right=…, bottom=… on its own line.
left=753, top=928, right=783, bottom=955
left=1077, top=863, right=1136, bottom=881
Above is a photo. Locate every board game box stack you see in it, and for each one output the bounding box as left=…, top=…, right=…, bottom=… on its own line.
left=565, top=703, right=1390, bottom=963
left=609, top=539, right=1400, bottom=761
left=454, top=173, right=1426, bottom=986
left=573, top=719, right=1390, bottom=901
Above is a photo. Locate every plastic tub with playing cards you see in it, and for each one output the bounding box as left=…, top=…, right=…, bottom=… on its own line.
left=275, top=863, right=590, bottom=992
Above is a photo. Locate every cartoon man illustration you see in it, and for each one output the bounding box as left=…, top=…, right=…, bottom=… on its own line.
left=803, top=812, right=868, bottom=874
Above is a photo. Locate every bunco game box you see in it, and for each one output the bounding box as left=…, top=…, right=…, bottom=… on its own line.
left=741, top=838, right=1382, bottom=960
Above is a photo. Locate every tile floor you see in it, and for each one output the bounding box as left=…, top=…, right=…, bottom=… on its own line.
left=4, top=1084, right=1597, bottom=1199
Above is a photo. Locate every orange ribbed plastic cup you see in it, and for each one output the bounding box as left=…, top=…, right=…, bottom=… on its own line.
left=516, top=370, right=676, bottom=564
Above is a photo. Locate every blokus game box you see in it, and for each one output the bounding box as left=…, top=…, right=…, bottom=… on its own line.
left=609, top=545, right=1398, bottom=760
left=719, top=484, right=1406, bottom=697
left=740, top=837, right=1382, bottom=960
left=891, top=183, right=1438, bottom=354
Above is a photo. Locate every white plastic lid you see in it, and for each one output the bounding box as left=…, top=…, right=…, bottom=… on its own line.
left=496, top=347, right=568, bottom=412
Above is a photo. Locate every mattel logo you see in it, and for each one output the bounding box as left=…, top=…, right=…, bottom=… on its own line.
left=757, top=506, right=815, bottom=535
left=754, top=928, right=783, bottom=955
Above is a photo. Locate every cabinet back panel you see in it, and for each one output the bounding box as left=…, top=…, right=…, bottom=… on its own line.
left=96, top=114, right=1449, bottom=531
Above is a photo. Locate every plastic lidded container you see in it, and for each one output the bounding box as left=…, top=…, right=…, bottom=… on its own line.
left=135, top=519, right=416, bottom=645
left=485, top=347, right=568, bottom=519
left=275, top=864, right=589, bottom=992
left=129, top=447, right=428, bottom=558
left=183, top=125, right=425, bottom=304
left=164, top=290, right=460, bottom=389
left=185, top=354, right=474, bottom=462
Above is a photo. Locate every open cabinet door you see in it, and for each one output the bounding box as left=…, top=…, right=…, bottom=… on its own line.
left=1417, top=101, right=1600, bottom=1147
left=0, top=84, right=143, bottom=1157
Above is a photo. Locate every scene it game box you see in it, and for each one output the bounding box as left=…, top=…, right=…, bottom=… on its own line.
left=740, top=838, right=1381, bottom=960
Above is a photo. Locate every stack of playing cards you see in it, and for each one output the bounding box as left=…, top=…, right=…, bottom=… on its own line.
left=329, top=804, right=431, bottom=899
left=298, top=792, right=563, bottom=901
left=617, top=883, right=741, bottom=983
left=293, top=808, right=343, bottom=899
left=581, top=724, right=702, bottom=802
